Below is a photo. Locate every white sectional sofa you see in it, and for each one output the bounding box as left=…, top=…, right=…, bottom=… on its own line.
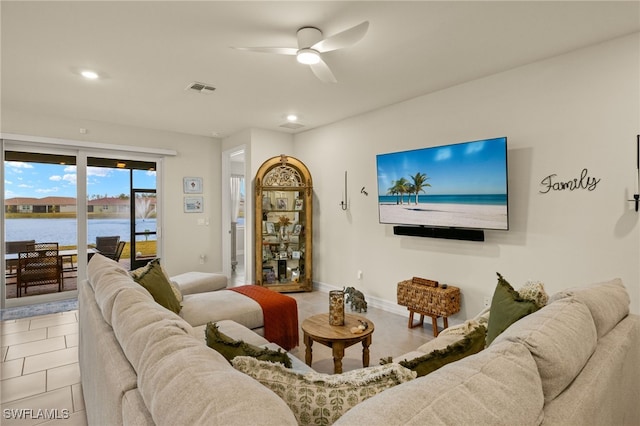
left=79, top=254, right=299, bottom=425
left=79, top=254, right=640, bottom=425
left=336, top=278, right=640, bottom=425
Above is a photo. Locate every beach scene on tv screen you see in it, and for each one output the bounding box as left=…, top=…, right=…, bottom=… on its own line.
left=377, top=137, right=508, bottom=230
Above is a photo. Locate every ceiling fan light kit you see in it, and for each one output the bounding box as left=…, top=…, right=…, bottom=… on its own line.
left=296, top=48, right=321, bottom=65
left=235, top=21, right=369, bottom=83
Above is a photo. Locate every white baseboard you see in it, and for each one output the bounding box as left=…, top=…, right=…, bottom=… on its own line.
left=313, top=281, right=408, bottom=317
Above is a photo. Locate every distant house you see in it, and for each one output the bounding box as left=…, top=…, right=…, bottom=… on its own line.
left=87, top=197, right=130, bottom=214
left=4, top=196, right=140, bottom=215
left=5, top=197, right=77, bottom=214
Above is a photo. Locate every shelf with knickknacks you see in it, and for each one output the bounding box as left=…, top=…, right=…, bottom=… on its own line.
left=255, top=154, right=313, bottom=292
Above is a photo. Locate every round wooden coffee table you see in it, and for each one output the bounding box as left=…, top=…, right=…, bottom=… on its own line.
left=301, top=313, right=374, bottom=374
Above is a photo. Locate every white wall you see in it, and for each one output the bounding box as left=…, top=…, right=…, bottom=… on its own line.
left=1, top=109, right=223, bottom=276
left=293, top=33, right=640, bottom=317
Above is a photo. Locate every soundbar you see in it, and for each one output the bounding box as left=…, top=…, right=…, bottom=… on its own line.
left=393, top=225, right=485, bottom=242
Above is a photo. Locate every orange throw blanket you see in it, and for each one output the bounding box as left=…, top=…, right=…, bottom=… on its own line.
left=229, top=285, right=299, bottom=351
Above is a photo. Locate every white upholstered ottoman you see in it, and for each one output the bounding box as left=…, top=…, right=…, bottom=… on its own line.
left=171, top=271, right=228, bottom=295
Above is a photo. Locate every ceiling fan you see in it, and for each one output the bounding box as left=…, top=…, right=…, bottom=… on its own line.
left=233, top=21, right=369, bottom=83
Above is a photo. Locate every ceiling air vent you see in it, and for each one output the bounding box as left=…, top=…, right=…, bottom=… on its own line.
left=279, top=122, right=305, bottom=130
left=185, top=82, right=216, bottom=94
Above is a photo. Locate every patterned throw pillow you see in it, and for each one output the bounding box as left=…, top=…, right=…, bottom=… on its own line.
left=518, top=280, right=548, bottom=308
left=232, top=357, right=416, bottom=425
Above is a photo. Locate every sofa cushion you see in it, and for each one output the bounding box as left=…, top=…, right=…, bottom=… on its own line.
left=334, top=341, right=544, bottom=426
left=171, top=271, right=227, bottom=295
left=87, top=252, right=130, bottom=291
left=233, top=357, right=416, bottom=426
left=111, top=289, right=298, bottom=425
left=486, top=273, right=540, bottom=345
left=205, top=322, right=292, bottom=367
left=131, top=259, right=182, bottom=314
left=180, top=289, right=264, bottom=328
left=78, top=279, right=140, bottom=426
left=88, top=254, right=152, bottom=325
left=549, top=278, right=630, bottom=339
left=397, top=325, right=486, bottom=377
left=492, top=297, right=597, bottom=402
left=111, top=288, right=194, bottom=370
left=543, top=315, right=640, bottom=426
left=121, top=389, right=154, bottom=426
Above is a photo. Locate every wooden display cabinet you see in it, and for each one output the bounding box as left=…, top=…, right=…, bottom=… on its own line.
left=254, top=155, right=312, bottom=292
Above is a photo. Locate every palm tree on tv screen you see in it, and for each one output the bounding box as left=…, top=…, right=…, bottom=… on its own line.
left=410, top=172, right=431, bottom=205
left=387, top=177, right=410, bottom=205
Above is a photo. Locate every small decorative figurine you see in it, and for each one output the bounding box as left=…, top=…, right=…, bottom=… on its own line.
left=343, top=287, right=368, bottom=313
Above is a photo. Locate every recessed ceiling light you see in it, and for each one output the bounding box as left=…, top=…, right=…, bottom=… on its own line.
left=81, top=70, right=99, bottom=80
left=286, top=114, right=298, bottom=122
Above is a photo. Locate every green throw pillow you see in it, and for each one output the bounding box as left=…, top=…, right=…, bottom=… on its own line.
left=486, top=273, right=540, bottom=345
left=205, top=322, right=292, bottom=368
left=132, top=259, right=182, bottom=314
left=398, top=325, right=487, bottom=377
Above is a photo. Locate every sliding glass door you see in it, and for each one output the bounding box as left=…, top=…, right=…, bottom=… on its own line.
left=86, top=157, right=157, bottom=271
left=2, top=141, right=162, bottom=308
left=3, top=150, right=79, bottom=304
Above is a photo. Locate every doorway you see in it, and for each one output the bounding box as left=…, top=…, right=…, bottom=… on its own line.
left=86, top=157, right=157, bottom=270
left=2, top=143, right=163, bottom=309
left=222, top=147, right=248, bottom=285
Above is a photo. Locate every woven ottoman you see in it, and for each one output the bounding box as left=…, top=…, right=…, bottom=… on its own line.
left=171, top=271, right=228, bottom=295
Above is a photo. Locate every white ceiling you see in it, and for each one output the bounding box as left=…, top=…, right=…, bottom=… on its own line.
left=2, top=1, right=639, bottom=138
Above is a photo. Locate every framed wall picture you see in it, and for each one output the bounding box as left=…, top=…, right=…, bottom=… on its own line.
left=184, top=177, right=203, bottom=194
left=294, top=198, right=304, bottom=210
left=184, top=196, right=203, bottom=213
left=292, top=224, right=302, bottom=235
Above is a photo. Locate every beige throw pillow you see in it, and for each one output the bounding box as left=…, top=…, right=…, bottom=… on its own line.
left=232, top=357, right=416, bottom=425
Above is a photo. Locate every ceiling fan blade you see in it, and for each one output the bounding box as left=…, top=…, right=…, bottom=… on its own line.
left=232, top=47, right=298, bottom=56
left=309, top=58, right=337, bottom=83
left=312, top=21, right=369, bottom=53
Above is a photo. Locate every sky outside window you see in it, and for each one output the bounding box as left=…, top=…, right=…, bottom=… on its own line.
left=5, top=161, right=156, bottom=198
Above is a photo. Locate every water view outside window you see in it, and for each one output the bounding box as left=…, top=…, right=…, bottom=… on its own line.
left=4, top=153, right=78, bottom=299
left=4, top=152, right=157, bottom=299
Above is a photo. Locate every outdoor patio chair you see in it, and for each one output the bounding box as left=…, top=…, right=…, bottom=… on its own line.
left=104, top=241, right=127, bottom=262
left=26, top=242, right=59, bottom=252
left=96, top=236, right=120, bottom=258
left=17, top=243, right=63, bottom=297
left=5, top=240, right=35, bottom=278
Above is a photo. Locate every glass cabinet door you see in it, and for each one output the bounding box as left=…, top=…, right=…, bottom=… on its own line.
left=255, top=155, right=312, bottom=292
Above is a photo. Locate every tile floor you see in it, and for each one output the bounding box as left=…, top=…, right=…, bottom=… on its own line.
left=1, top=310, right=87, bottom=425
left=1, top=264, right=436, bottom=424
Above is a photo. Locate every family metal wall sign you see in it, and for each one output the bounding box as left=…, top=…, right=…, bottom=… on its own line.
left=539, top=168, right=601, bottom=194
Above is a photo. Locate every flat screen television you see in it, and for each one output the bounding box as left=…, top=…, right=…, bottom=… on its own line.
left=376, top=136, right=508, bottom=231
